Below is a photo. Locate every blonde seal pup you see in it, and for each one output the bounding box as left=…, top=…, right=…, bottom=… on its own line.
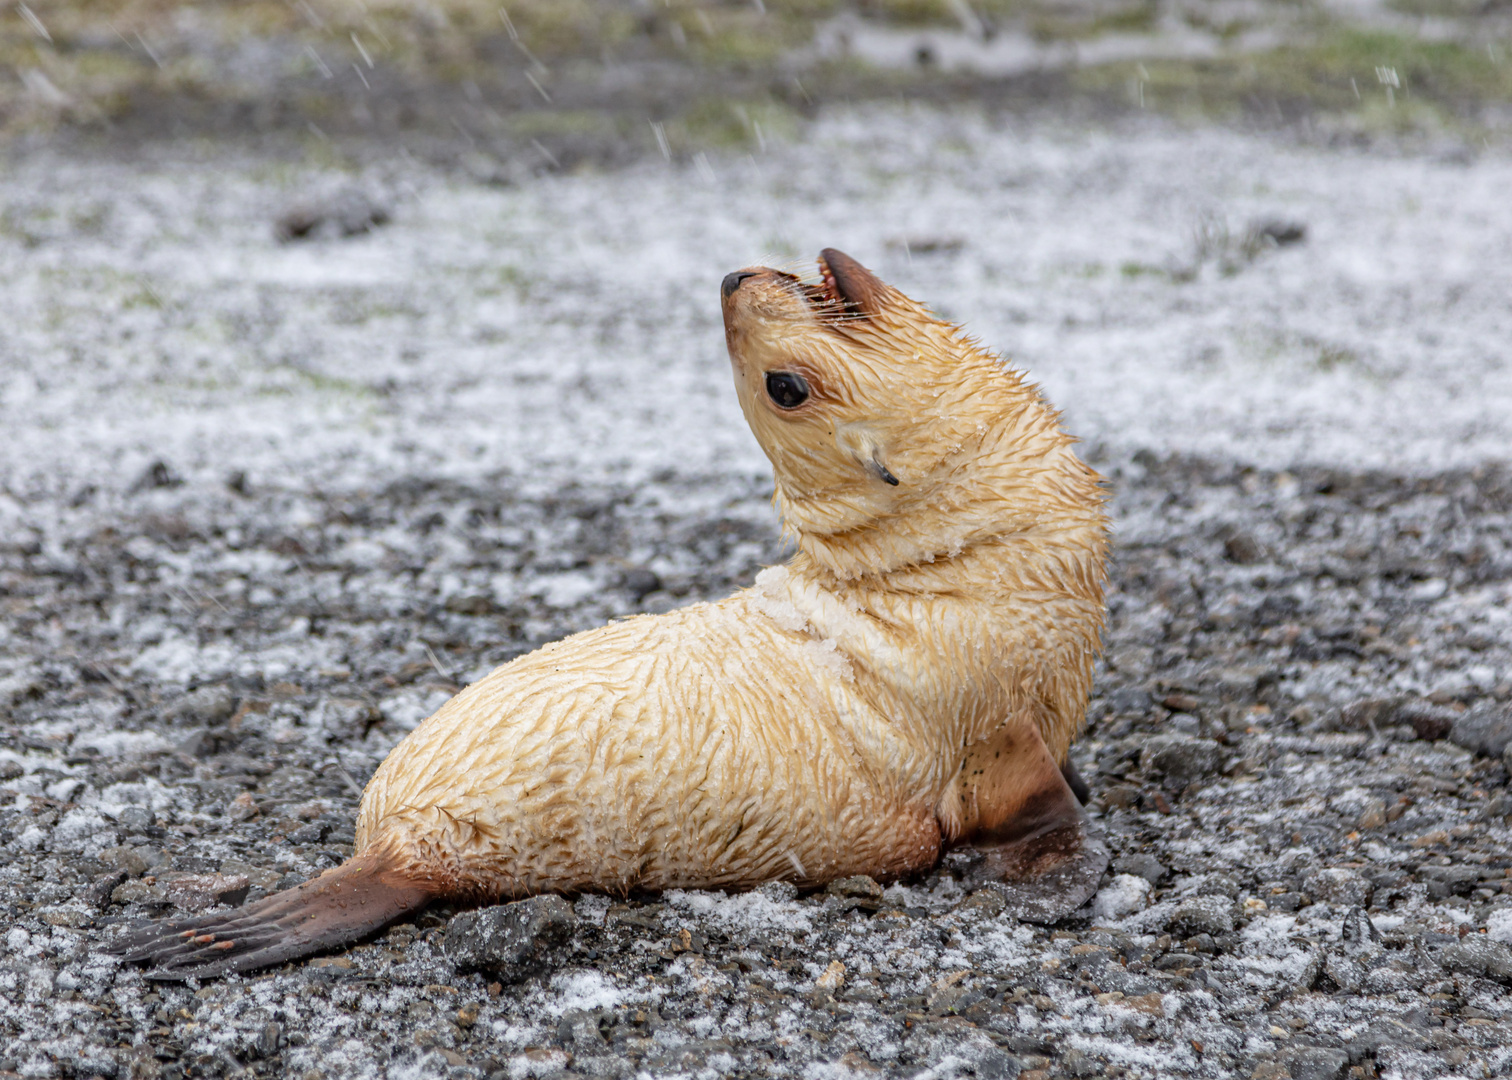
left=113, top=249, right=1109, bottom=979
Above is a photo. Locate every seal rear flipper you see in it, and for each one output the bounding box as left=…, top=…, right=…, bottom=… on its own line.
left=952, top=714, right=1109, bottom=923
left=107, top=852, right=434, bottom=980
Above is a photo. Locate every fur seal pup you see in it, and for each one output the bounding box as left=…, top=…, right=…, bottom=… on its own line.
left=112, top=249, right=1109, bottom=980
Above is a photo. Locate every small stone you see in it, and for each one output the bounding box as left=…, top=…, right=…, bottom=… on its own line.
left=1101, top=784, right=1141, bottom=810
left=445, top=896, right=578, bottom=982
left=1302, top=868, right=1372, bottom=908
left=219, top=859, right=282, bottom=891
left=317, top=698, right=382, bottom=742
left=1224, top=533, right=1263, bottom=564
left=1356, top=800, right=1386, bottom=830
left=1250, top=1062, right=1290, bottom=1080
left=1416, top=864, right=1481, bottom=897
left=756, top=880, right=799, bottom=903
left=40, top=906, right=91, bottom=928
left=1439, top=937, right=1512, bottom=985
left=815, top=960, right=846, bottom=990
left=275, top=187, right=391, bottom=242
left=256, top=1021, right=282, bottom=1058
left=1339, top=907, right=1380, bottom=949
left=825, top=874, right=883, bottom=911
left=1125, top=992, right=1165, bottom=1016
left=1140, top=734, right=1221, bottom=783
left=1337, top=697, right=1404, bottom=732
left=1285, top=1047, right=1348, bottom=1080
left=99, top=845, right=149, bottom=877
left=116, top=806, right=154, bottom=832
left=1166, top=895, right=1234, bottom=938
left=111, top=879, right=167, bottom=907
left=621, top=567, right=662, bottom=602
left=957, top=888, right=1006, bottom=918
left=1450, top=702, right=1512, bottom=758
left=84, top=869, right=129, bottom=909
left=161, top=872, right=251, bottom=912
left=130, top=459, right=183, bottom=492
left=557, top=1009, right=605, bottom=1049
left=165, top=685, right=235, bottom=726
left=1398, top=701, right=1456, bottom=742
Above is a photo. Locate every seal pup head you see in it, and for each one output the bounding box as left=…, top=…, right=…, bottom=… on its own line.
left=721, top=248, right=1103, bottom=580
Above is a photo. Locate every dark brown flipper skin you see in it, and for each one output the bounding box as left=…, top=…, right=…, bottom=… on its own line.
left=108, top=852, right=433, bottom=980
left=954, top=716, right=1110, bottom=923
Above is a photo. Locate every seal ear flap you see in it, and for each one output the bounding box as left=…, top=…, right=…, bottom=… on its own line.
left=836, top=423, right=901, bottom=488
left=819, top=248, right=893, bottom=318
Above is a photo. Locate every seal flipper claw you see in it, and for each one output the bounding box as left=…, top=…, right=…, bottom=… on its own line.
left=108, top=851, right=433, bottom=980
left=952, top=715, right=1110, bottom=923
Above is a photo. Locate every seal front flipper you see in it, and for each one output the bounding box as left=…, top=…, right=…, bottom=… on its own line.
left=951, top=714, right=1109, bottom=923
left=108, top=849, right=434, bottom=980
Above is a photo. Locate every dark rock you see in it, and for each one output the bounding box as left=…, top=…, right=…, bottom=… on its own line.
left=1106, top=687, right=1150, bottom=715
left=1193, top=872, right=1242, bottom=897
left=1059, top=1047, right=1100, bottom=1078
left=318, top=697, right=382, bottom=742
left=1166, top=896, right=1234, bottom=938
left=1398, top=701, right=1456, bottom=742
left=275, top=187, right=391, bottom=242
left=99, top=845, right=149, bottom=877
left=161, top=872, right=251, bottom=912
left=165, top=685, right=235, bottom=726
left=130, top=459, right=183, bottom=492
left=116, top=806, right=154, bottom=832
left=84, top=869, right=129, bottom=909
left=1340, top=907, right=1380, bottom=948
left=1284, top=1046, right=1348, bottom=1080
left=621, top=567, right=662, bottom=602
left=1302, top=868, right=1371, bottom=908
left=1439, top=937, right=1512, bottom=984
left=1450, top=702, right=1512, bottom=758
left=1140, top=735, right=1221, bottom=783
left=957, top=888, right=1007, bottom=918
left=1116, top=853, right=1167, bottom=885
left=445, top=896, right=578, bottom=982
left=444, top=594, right=495, bottom=615
left=971, top=1047, right=1021, bottom=1080
left=558, top=1009, right=607, bottom=1050
left=1337, top=697, right=1405, bottom=732
left=289, top=821, right=331, bottom=844
left=255, top=1021, right=282, bottom=1058
left=825, top=874, right=884, bottom=912
left=1224, top=532, right=1264, bottom=564
left=1415, top=865, right=1481, bottom=897
left=1346, top=1019, right=1433, bottom=1061
left=1252, top=219, right=1307, bottom=246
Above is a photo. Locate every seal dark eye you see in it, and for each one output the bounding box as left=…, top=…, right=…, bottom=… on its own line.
left=765, top=371, right=810, bottom=409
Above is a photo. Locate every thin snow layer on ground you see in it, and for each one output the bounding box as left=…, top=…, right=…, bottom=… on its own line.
left=2, top=110, right=1509, bottom=505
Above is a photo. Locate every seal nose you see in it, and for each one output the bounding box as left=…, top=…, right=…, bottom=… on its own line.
left=722, top=271, right=759, bottom=299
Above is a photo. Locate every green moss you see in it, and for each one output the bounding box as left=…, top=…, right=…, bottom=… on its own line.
left=1074, top=27, right=1512, bottom=123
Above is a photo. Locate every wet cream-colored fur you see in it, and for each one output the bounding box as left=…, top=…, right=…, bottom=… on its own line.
left=355, top=255, right=1108, bottom=898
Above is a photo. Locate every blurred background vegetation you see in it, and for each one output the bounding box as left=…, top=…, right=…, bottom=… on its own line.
left=4, top=0, right=1511, bottom=161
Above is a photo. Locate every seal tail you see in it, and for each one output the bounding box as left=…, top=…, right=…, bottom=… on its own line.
left=108, top=848, right=435, bottom=980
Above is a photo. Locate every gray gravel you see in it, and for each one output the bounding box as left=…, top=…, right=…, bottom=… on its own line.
left=2, top=449, right=1511, bottom=1079
left=4, top=76, right=1512, bottom=1080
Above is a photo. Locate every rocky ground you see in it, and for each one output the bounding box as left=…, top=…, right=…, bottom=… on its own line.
left=2, top=447, right=1511, bottom=1080
left=4, top=5, right=1512, bottom=1073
